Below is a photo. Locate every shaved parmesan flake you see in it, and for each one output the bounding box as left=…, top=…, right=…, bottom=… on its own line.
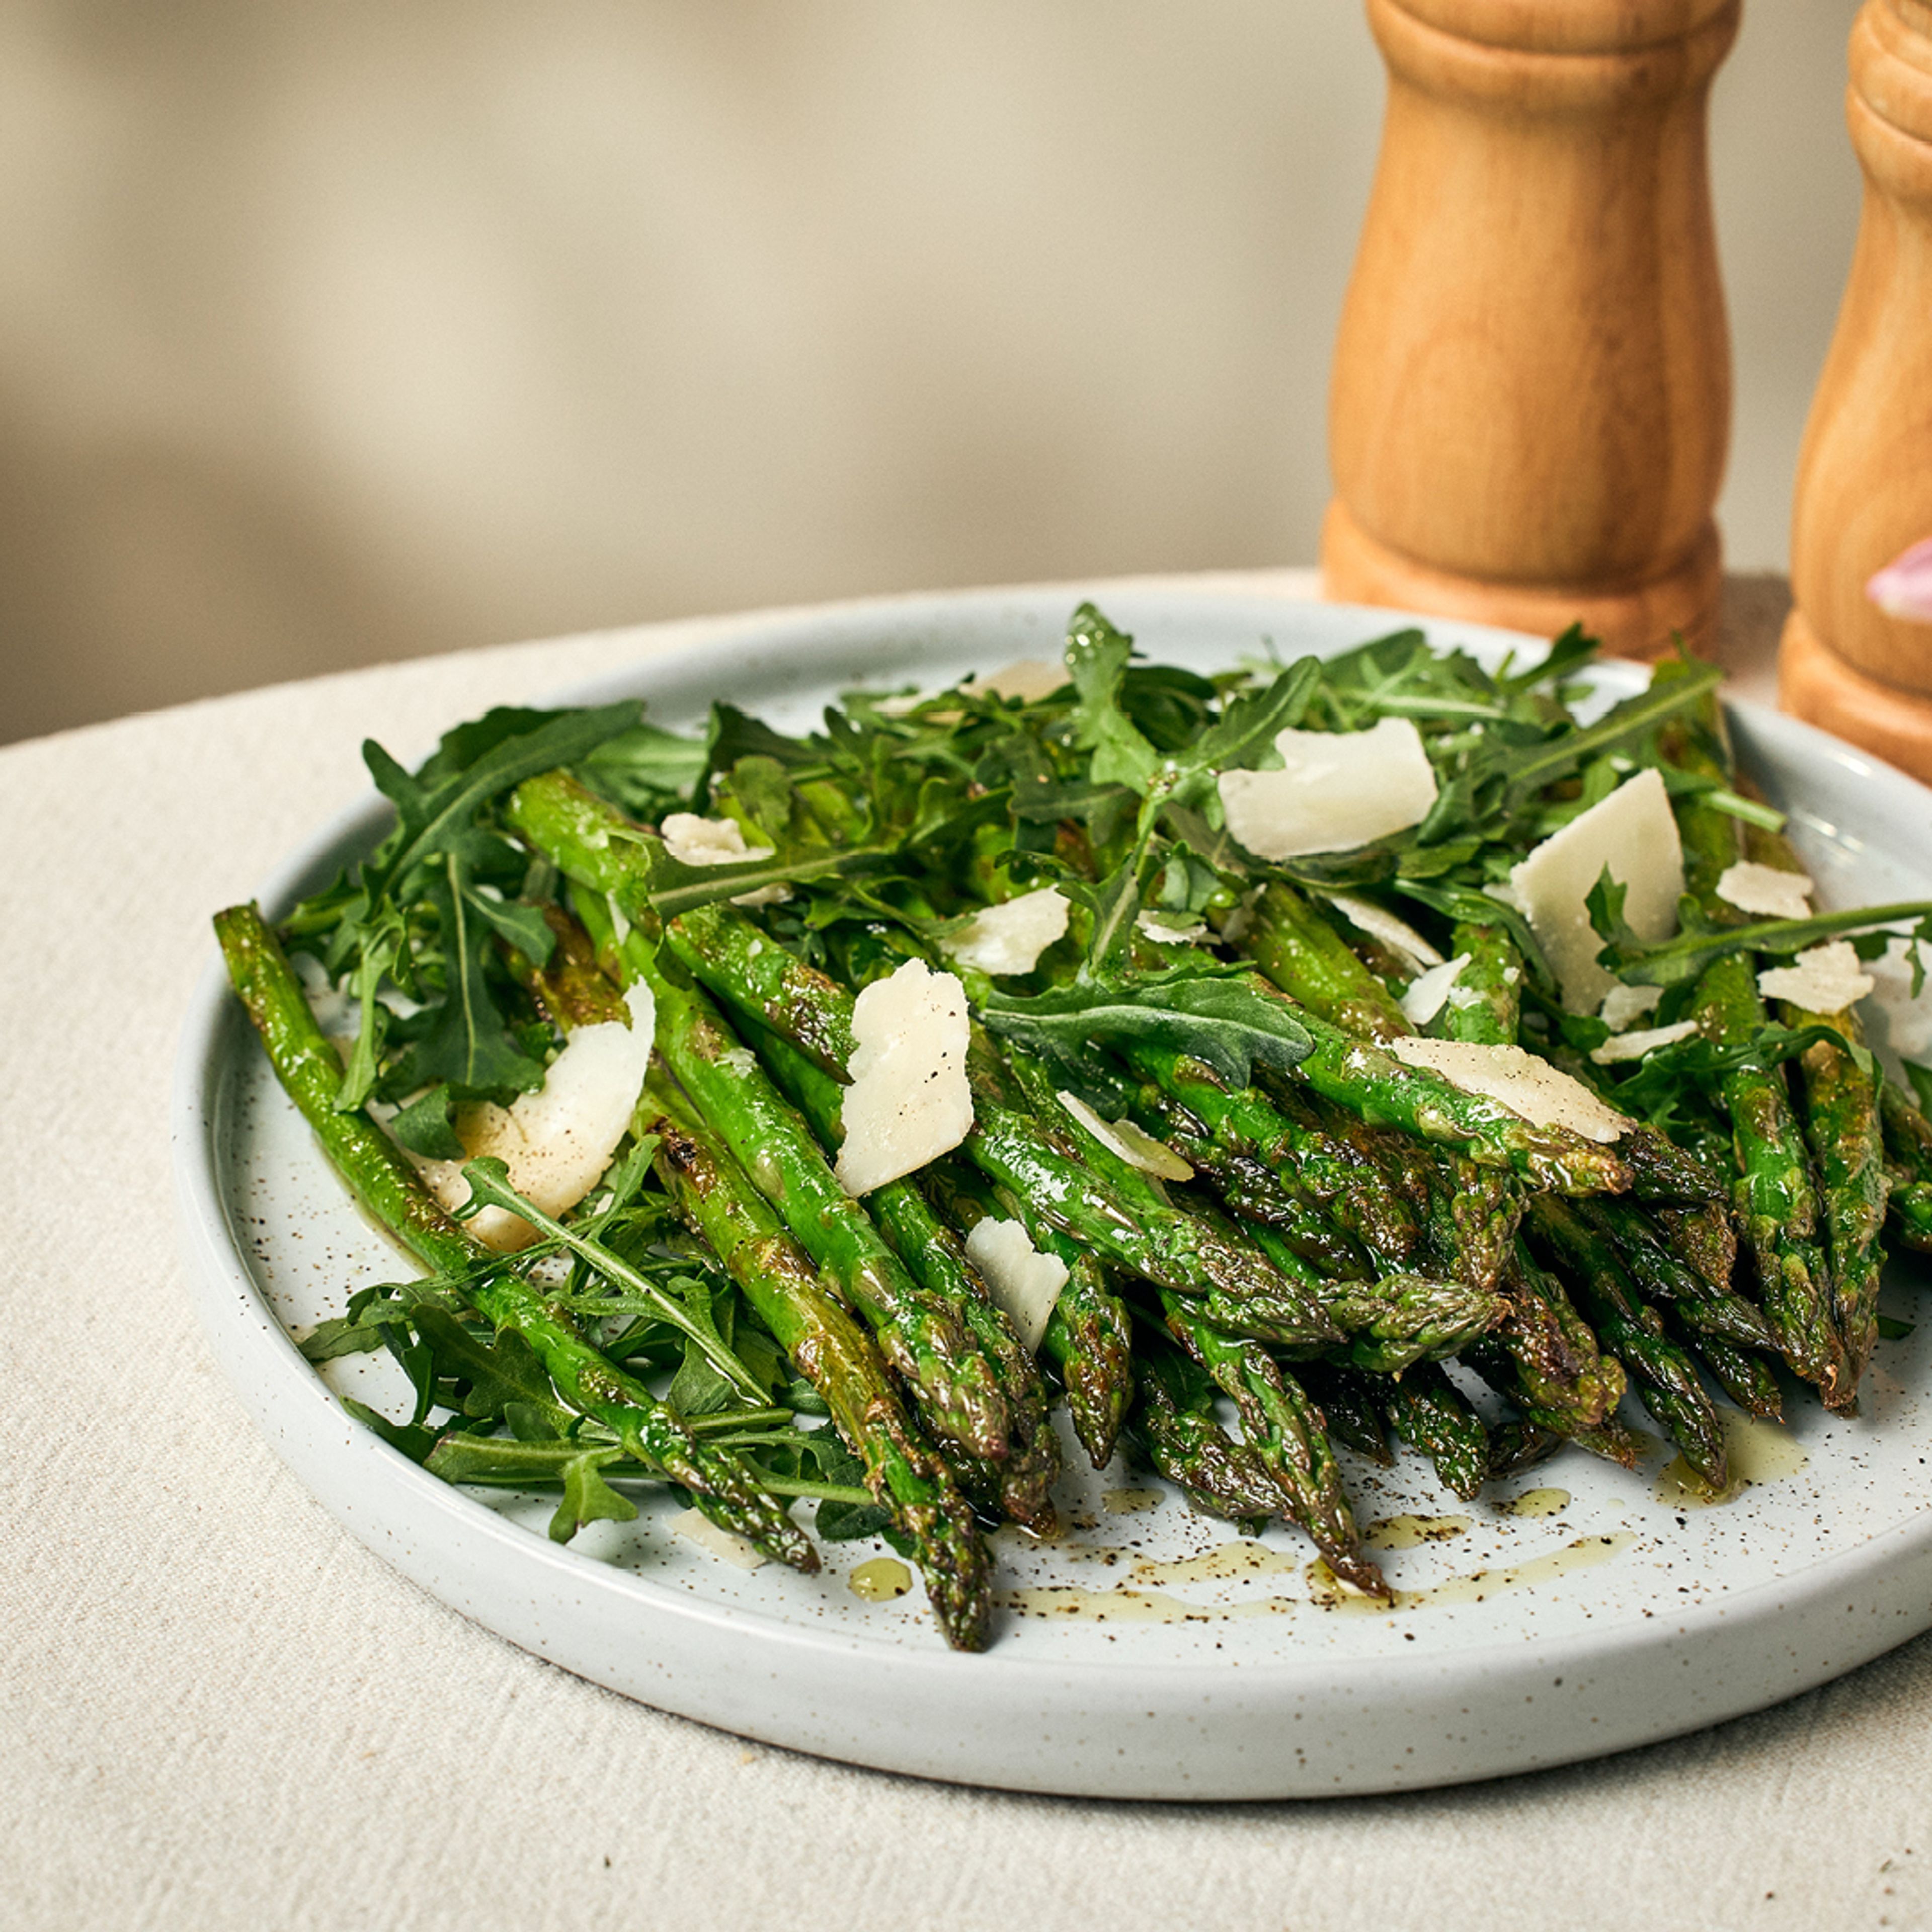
left=1057, top=1090, right=1194, bottom=1181
left=964, top=1218, right=1069, bottom=1353
left=1599, top=983, right=1663, bottom=1031
left=1717, top=860, right=1813, bottom=922
left=1137, top=909, right=1208, bottom=946
left=976, top=659, right=1067, bottom=702
left=1509, top=769, right=1683, bottom=1012
left=835, top=959, right=974, bottom=1196
left=1218, top=716, right=1438, bottom=860
left=1387, top=1036, right=1632, bottom=1143
left=1401, top=954, right=1470, bottom=1027
left=1589, top=1019, right=1700, bottom=1065
left=660, top=813, right=775, bottom=867
left=418, top=983, right=656, bottom=1252
left=1327, top=894, right=1443, bottom=973
left=1758, top=940, right=1875, bottom=1015
left=670, top=1508, right=768, bottom=1571
left=731, top=882, right=793, bottom=909
left=1109, top=1117, right=1196, bottom=1181
left=944, top=888, right=1069, bottom=976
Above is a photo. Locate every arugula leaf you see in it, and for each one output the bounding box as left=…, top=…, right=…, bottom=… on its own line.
left=1584, top=867, right=1642, bottom=954
left=816, top=1495, right=896, bottom=1542
left=1302, top=626, right=1553, bottom=732
left=340, top=1395, right=439, bottom=1465
left=980, top=967, right=1313, bottom=1089
left=1073, top=843, right=1163, bottom=976
left=1703, top=787, right=1788, bottom=833
left=1066, top=603, right=1159, bottom=790
left=1602, top=901, right=1932, bottom=989
left=1499, top=660, right=1725, bottom=809
left=549, top=1449, right=640, bottom=1543
left=1184, top=655, right=1322, bottom=779
left=1119, top=663, right=1219, bottom=752
left=504, top=1402, right=564, bottom=1442
left=745, top=1433, right=887, bottom=1539
left=455, top=1156, right=770, bottom=1404
left=1060, top=612, right=1324, bottom=974
left=699, top=703, right=827, bottom=808
left=1009, top=776, right=1133, bottom=826
left=782, top=1375, right=831, bottom=1418
left=904, top=777, right=1009, bottom=853
left=331, top=903, right=405, bottom=1111
left=580, top=721, right=709, bottom=816
left=381, top=1323, right=440, bottom=1427
left=667, top=1331, right=742, bottom=1418
left=410, top=1306, right=572, bottom=1429
left=302, top=705, right=640, bottom=1115
left=1493, top=621, right=1600, bottom=695
left=1602, top=1021, right=1856, bottom=1120
left=360, top=701, right=642, bottom=907
left=1904, top=1060, right=1932, bottom=1119
left=643, top=841, right=901, bottom=920
left=577, top=1131, right=664, bottom=1242
left=1156, top=802, right=1250, bottom=880
left=426, top=1433, right=609, bottom=1484
left=1153, top=844, right=1232, bottom=920
left=458, top=881, right=556, bottom=965
left=415, top=706, right=577, bottom=787
left=1299, top=646, right=1719, bottom=861
left=388, top=1083, right=467, bottom=1160
left=717, top=754, right=802, bottom=845
left=388, top=857, right=548, bottom=1095
left=298, top=1304, right=404, bottom=1361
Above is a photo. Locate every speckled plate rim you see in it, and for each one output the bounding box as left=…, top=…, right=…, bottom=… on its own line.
left=172, top=584, right=1932, bottom=1801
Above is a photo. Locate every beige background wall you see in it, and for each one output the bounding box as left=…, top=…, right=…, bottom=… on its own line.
left=0, top=2, right=1862, bottom=745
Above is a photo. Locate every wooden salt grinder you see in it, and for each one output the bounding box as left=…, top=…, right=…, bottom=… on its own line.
left=1322, top=0, right=1739, bottom=657
left=1779, top=0, right=1932, bottom=782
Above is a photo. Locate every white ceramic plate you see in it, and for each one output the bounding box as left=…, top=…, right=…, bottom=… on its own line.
left=172, top=586, right=1932, bottom=1800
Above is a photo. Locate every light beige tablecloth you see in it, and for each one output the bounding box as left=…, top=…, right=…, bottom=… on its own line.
left=9, top=571, right=1925, bottom=1932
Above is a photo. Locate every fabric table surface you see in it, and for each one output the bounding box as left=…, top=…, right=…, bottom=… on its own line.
left=7, top=569, right=1924, bottom=1932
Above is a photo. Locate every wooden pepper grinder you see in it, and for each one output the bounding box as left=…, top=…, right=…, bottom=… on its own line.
left=1779, top=0, right=1932, bottom=781
left=1322, top=0, right=1739, bottom=658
